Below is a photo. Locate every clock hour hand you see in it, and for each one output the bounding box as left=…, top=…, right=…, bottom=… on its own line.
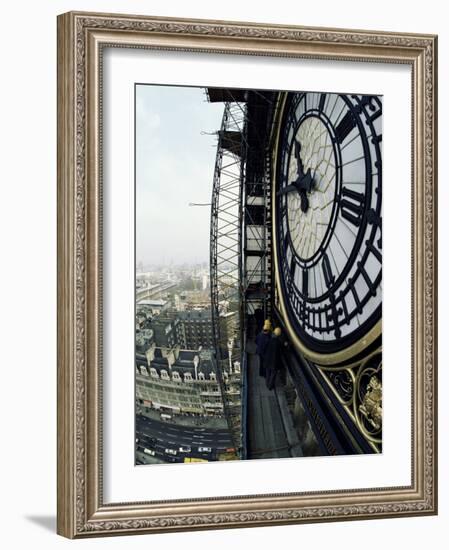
left=277, top=181, right=310, bottom=213
left=277, top=173, right=314, bottom=213
left=277, top=169, right=314, bottom=196
left=276, top=184, right=298, bottom=197
left=296, top=168, right=314, bottom=193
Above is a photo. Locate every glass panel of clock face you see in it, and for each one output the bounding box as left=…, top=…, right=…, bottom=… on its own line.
left=275, top=91, right=382, bottom=353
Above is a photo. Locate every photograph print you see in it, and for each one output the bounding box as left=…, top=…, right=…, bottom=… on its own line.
left=135, top=84, right=382, bottom=466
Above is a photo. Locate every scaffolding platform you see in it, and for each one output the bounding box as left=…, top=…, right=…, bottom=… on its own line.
left=245, top=340, right=303, bottom=460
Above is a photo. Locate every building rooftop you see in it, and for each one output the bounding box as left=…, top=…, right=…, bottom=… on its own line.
left=178, top=350, right=197, bottom=362
left=136, top=347, right=218, bottom=382
left=137, top=299, right=168, bottom=307
left=178, top=309, right=212, bottom=320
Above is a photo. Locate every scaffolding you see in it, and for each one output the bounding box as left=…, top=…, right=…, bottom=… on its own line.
left=209, top=89, right=278, bottom=456
left=210, top=100, right=246, bottom=452
left=242, top=149, right=272, bottom=324
left=241, top=91, right=279, bottom=337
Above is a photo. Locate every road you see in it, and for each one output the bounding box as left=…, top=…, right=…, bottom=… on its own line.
left=136, top=414, right=233, bottom=464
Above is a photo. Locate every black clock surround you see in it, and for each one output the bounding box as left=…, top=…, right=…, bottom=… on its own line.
left=274, top=91, right=383, bottom=355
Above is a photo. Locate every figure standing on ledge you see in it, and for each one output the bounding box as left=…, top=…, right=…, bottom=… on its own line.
left=255, top=319, right=272, bottom=377
left=265, top=327, right=284, bottom=391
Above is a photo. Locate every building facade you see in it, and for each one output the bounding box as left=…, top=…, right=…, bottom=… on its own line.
left=136, top=348, right=224, bottom=416
left=150, top=315, right=186, bottom=349
left=178, top=309, right=214, bottom=350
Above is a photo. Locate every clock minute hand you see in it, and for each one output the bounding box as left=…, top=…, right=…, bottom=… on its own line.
left=276, top=180, right=311, bottom=213
left=277, top=169, right=314, bottom=201
left=294, top=140, right=315, bottom=193
left=295, top=141, right=307, bottom=178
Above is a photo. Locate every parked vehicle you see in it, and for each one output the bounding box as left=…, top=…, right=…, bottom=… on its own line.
left=178, top=446, right=191, bottom=453
left=143, top=448, right=155, bottom=456
left=165, top=448, right=178, bottom=456
left=198, top=446, right=212, bottom=453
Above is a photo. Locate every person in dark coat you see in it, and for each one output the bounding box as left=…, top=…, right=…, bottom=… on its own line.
left=265, top=327, right=283, bottom=391
left=255, top=319, right=272, bottom=377
left=254, top=308, right=264, bottom=334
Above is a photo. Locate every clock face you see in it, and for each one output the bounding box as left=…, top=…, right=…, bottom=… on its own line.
left=274, top=92, right=382, bottom=355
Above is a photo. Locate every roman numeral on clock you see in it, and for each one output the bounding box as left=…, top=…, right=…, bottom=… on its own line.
left=318, top=93, right=326, bottom=113
left=335, top=109, right=356, bottom=144
left=339, top=291, right=350, bottom=325
left=358, top=261, right=377, bottom=296
left=290, top=258, right=296, bottom=280
left=329, top=297, right=342, bottom=339
left=288, top=112, right=298, bottom=128
left=366, top=239, right=382, bottom=262
left=279, top=199, right=287, bottom=221
left=340, top=187, right=365, bottom=226
left=299, top=301, right=307, bottom=323
left=294, top=139, right=301, bottom=161
left=348, top=279, right=363, bottom=314
left=322, top=253, right=335, bottom=289
left=302, top=268, right=309, bottom=298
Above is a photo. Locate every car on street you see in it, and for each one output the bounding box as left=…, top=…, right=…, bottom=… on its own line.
left=165, top=448, right=178, bottom=456
left=198, top=446, right=212, bottom=453
left=143, top=448, right=155, bottom=456
left=178, top=446, right=191, bottom=453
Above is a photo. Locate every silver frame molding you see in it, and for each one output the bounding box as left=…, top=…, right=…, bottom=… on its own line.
left=57, top=11, right=438, bottom=538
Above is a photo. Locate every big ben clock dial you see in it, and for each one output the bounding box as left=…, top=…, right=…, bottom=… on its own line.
left=273, top=91, right=382, bottom=362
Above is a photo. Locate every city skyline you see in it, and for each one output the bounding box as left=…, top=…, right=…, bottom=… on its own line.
left=135, top=259, right=241, bottom=465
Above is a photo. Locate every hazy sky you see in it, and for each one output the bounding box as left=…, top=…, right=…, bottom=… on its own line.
left=136, top=85, right=224, bottom=266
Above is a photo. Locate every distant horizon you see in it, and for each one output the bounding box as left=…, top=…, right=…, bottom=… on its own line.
left=136, top=85, right=224, bottom=267
left=136, top=260, right=209, bottom=270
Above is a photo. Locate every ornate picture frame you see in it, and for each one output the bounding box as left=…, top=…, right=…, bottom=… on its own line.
left=57, top=11, right=437, bottom=538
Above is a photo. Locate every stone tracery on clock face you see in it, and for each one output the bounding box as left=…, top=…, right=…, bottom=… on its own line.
left=286, top=112, right=337, bottom=261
